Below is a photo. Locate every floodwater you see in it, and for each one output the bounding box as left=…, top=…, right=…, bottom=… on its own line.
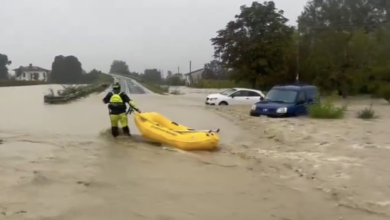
left=0, top=79, right=387, bottom=220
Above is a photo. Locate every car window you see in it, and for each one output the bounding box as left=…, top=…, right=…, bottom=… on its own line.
left=247, top=91, right=261, bottom=96
left=231, top=90, right=249, bottom=97
left=220, top=88, right=237, bottom=96
left=265, top=89, right=297, bottom=103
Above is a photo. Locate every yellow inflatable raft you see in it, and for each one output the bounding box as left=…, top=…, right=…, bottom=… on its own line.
left=133, top=112, right=219, bottom=151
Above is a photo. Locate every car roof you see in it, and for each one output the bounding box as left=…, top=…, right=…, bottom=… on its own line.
left=272, top=83, right=317, bottom=91
left=233, top=87, right=262, bottom=92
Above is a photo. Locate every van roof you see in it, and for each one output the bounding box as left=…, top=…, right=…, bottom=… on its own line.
left=272, top=83, right=317, bottom=91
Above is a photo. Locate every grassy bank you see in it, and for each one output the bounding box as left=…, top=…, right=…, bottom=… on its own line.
left=44, top=74, right=113, bottom=104
left=188, top=79, right=250, bottom=88
left=44, top=83, right=110, bottom=104
left=140, top=83, right=169, bottom=94
left=94, top=73, right=114, bottom=84
left=0, top=80, right=47, bottom=87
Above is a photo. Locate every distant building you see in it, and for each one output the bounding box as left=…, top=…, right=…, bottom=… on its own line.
left=184, top=68, right=204, bottom=85
left=13, top=64, right=50, bottom=81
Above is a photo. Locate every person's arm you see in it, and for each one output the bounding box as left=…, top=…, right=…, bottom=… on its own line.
left=121, top=93, right=139, bottom=110
left=102, top=92, right=112, bottom=104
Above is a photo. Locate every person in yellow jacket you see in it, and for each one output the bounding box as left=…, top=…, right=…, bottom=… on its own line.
left=102, top=82, right=140, bottom=137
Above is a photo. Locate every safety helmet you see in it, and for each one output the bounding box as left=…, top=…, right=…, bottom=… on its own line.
left=112, top=82, right=120, bottom=89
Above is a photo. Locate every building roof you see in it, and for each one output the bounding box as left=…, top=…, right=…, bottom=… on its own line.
left=13, top=64, right=49, bottom=72
left=184, top=68, right=204, bottom=76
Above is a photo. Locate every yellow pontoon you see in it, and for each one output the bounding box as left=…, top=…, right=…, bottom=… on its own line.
left=133, top=112, right=219, bottom=151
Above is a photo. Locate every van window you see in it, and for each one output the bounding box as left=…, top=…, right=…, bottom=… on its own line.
left=298, top=92, right=306, bottom=101
left=305, top=89, right=319, bottom=100
left=265, top=89, right=297, bottom=103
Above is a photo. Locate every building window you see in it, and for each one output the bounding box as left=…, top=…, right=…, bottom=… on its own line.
left=22, top=73, right=25, bottom=77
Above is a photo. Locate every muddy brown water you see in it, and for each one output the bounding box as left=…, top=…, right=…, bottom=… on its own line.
left=0, top=84, right=387, bottom=220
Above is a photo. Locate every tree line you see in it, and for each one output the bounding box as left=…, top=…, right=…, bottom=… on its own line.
left=109, top=59, right=232, bottom=86
left=0, top=53, right=107, bottom=84
left=209, top=0, right=390, bottom=97
left=109, top=60, right=171, bottom=84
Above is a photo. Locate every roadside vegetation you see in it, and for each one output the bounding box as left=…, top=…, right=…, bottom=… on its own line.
left=169, top=87, right=184, bottom=95
left=307, top=94, right=347, bottom=119
left=43, top=59, right=113, bottom=103
left=141, top=83, right=169, bottom=94
left=356, top=105, right=378, bottom=120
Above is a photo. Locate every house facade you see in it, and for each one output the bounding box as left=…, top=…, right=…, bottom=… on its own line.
left=14, top=64, right=49, bottom=81
left=184, top=68, right=204, bottom=85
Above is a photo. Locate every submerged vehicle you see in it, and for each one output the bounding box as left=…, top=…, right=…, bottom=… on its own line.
left=250, top=83, right=319, bottom=117
left=205, top=88, right=265, bottom=105
left=134, top=112, right=219, bottom=151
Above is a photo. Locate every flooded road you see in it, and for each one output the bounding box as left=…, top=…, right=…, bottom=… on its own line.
left=0, top=80, right=387, bottom=220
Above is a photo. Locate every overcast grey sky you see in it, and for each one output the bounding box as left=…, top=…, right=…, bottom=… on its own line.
left=1, top=0, right=307, bottom=74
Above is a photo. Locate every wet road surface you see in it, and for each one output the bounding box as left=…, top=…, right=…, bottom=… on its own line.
left=113, top=74, right=153, bottom=94
left=0, top=79, right=387, bottom=220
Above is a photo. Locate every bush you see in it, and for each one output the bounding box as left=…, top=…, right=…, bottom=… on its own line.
left=378, top=84, right=390, bottom=102
left=307, top=94, right=347, bottom=119
left=169, top=87, right=184, bottom=95
left=356, top=105, right=377, bottom=119
left=166, top=76, right=185, bottom=86
left=46, top=84, right=93, bottom=97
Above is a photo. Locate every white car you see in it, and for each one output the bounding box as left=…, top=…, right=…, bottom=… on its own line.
left=205, top=88, right=265, bottom=105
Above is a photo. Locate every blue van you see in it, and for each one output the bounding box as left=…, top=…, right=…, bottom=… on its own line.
left=250, top=83, right=319, bottom=117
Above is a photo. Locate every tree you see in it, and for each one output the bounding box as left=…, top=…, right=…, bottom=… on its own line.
left=202, top=60, right=229, bottom=80
left=109, top=60, right=129, bottom=74
left=211, top=1, right=294, bottom=88
left=297, top=0, right=387, bottom=96
left=0, top=54, right=12, bottom=79
left=167, top=70, right=172, bottom=77
left=50, top=55, right=83, bottom=83
left=306, top=30, right=372, bottom=96
left=166, top=74, right=185, bottom=86
left=142, top=69, right=162, bottom=83
left=15, top=66, right=23, bottom=78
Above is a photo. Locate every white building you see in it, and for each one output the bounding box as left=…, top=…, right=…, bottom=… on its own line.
left=14, top=64, right=49, bottom=81
left=184, top=68, right=204, bottom=85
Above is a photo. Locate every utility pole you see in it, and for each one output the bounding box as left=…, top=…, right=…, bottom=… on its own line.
left=177, top=67, right=180, bottom=74
left=189, top=61, right=191, bottom=73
